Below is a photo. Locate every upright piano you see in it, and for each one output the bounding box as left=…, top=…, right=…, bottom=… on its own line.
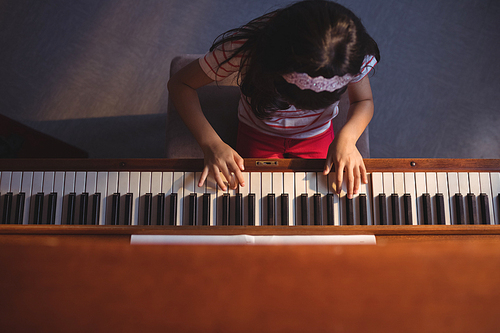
left=1, top=158, right=500, bottom=332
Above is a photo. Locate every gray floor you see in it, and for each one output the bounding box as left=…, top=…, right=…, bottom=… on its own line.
left=1, top=0, right=499, bottom=158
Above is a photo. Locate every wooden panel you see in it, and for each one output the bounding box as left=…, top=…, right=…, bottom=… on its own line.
left=1, top=238, right=500, bottom=332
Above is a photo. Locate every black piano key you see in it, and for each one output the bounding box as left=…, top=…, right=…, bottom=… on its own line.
left=2, top=192, right=13, bottom=224
left=79, top=192, right=89, bottom=225
left=188, top=193, right=197, bottom=226
left=124, top=193, right=133, bottom=225
left=359, top=194, right=367, bottom=225
left=202, top=193, right=210, bottom=226
left=313, top=193, right=322, bottom=225
left=326, top=193, right=334, bottom=225
left=66, top=192, right=76, bottom=225
left=435, top=193, right=445, bottom=225
left=34, top=192, right=44, bottom=225
left=466, top=193, right=478, bottom=225
left=156, top=193, right=165, bottom=226
left=378, top=194, right=387, bottom=225
left=169, top=193, right=177, bottom=226
left=345, top=197, right=354, bottom=226
left=403, top=194, right=412, bottom=225
left=422, top=193, right=431, bottom=225
left=47, top=192, right=57, bottom=225
left=111, top=193, right=120, bottom=226
left=390, top=194, right=400, bottom=226
left=267, top=194, right=275, bottom=226
left=280, top=194, right=289, bottom=226
left=91, top=193, right=101, bottom=225
left=454, top=194, right=465, bottom=225
left=144, top=193, right=153, bottom=226
left=479, top=193, right=490, bottom=225
left=235, top=193, right=243, bottom=226
left=14, top=193, right=25, bottom=225
left=247, top=194, right=255, bottom=226
left=300, top=194, right=308, bottom=225
left=222, top=193, right=230, bottom=226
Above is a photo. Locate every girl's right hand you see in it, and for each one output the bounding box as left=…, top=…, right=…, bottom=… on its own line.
left=198, top=141, right=246, bottom=191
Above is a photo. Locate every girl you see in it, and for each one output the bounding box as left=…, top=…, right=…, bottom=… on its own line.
left=168, top=0, right=380, bottom=199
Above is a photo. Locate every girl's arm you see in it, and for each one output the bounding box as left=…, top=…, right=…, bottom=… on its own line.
left=323, top=75, right=374, bottom=199
left=167, top=60, right=245, bottom=191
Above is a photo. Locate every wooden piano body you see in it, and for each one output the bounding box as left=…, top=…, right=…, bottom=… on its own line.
left=1, top=158, right=500, bottom=332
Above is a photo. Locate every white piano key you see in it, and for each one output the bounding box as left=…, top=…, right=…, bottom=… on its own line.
left=458, top=172, right=470, bottom=224
left=317, top=172, right=329, bottom=226
left=468, top=172, right=481, bottom=224
left=250, top=172, right=261, bottom=226
left=118, top=172, right=130, bottom=225
left=327, top=173, right=340, bottom=226
left=21, top=172, right=33, bottom=225
left=479, top=172, right=494, bottom=225
left=426, top=172, right=438, bottom=225
left=95, top=172, right=108, bottom=225
left=194, top=172, right=204, bottom=226
left=458, top=173, right=469, bottom=195
left=7, top=172, right=22, bottom=225
left=447, top=172, right=460, bottom=225
left=491, top=172, right=500, bottom=225
left=41, top=172, right=55, bottom=225
left=0, top=171, right=12, bottom=222
left=62, top=172, right=76, bottom=225
left=182, top=172, right=196, bottom=226
left=260, top=172, right=272, bottom=225
left=86, top=172, right=98, bottom=225
left=360, top=176, right=372, bottom=225
left=162, top=172, right=173, bottom=225
left=415, top=172, right=426, bottom=225
left=436, top=172, right=451, bottom=225
left=129, top=172, right=140, bottom=226
left=404, top=172, right=418, bottom=225
left=172, top=172, right=183, bottom=226
left=151, top=172, right=162, bottom=226
left=239, top=173, right=250, bottom=226
left=295, top=172, right=306, bottom=226
left=283, top=172, right=295, bottom=226
left=228, top=174, right=237, bottom=226
left=106, top=172, right=119, bottom=225
left=205, top=174, right=217, bottom=226
left=139, top=172, right=152, bottom=226
left=393, top=172, right=405, bottom=225
left=273, top=172, right=283, bottom=226
left=306, top=172, right=316, bottom=226
left=371, top=172, right=383, bottom=225
left=382, top=172, right=394, bottom=225
left=74, top=171, right=87, bottom=225
left=52, top=172, right=64, bottom=226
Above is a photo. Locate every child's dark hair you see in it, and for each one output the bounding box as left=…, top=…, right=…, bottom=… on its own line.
left=210, top=0, right=380, bottom=119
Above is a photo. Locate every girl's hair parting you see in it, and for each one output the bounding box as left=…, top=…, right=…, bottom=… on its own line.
left=210, top=0, right=380, bottom=118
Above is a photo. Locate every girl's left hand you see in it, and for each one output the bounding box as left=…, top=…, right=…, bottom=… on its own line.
left=323, top=136, right=367, bottom=199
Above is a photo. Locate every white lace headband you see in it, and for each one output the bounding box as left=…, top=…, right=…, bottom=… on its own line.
left=282, top=72, right=353, bottom=93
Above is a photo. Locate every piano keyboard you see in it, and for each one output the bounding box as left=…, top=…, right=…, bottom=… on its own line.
left=0, top=159, right=499, bottom=227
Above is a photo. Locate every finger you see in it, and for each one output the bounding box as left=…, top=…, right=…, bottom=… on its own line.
left=219, top=165, right=233, bottom=191
left=323, top=156, right=333, bottom=175
left=213, top=166, right=227, bottom=191
left=198, top=166, right=210, bottom=187
left=234, top=152, right=245, bottom=172
left=360, top=162, right=368, bottom=184
left=353, top=165, right=361, bottom=195
left=346, top=166, right=355, bottom=199
left=336, top=162, right=344, bottom=195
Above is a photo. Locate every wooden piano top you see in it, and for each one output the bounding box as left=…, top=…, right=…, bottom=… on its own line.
left=0, top=157, right=499, bottom=172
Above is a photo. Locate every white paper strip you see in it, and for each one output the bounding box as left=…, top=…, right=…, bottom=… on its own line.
left=131, top=234, right=376, bottom=245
